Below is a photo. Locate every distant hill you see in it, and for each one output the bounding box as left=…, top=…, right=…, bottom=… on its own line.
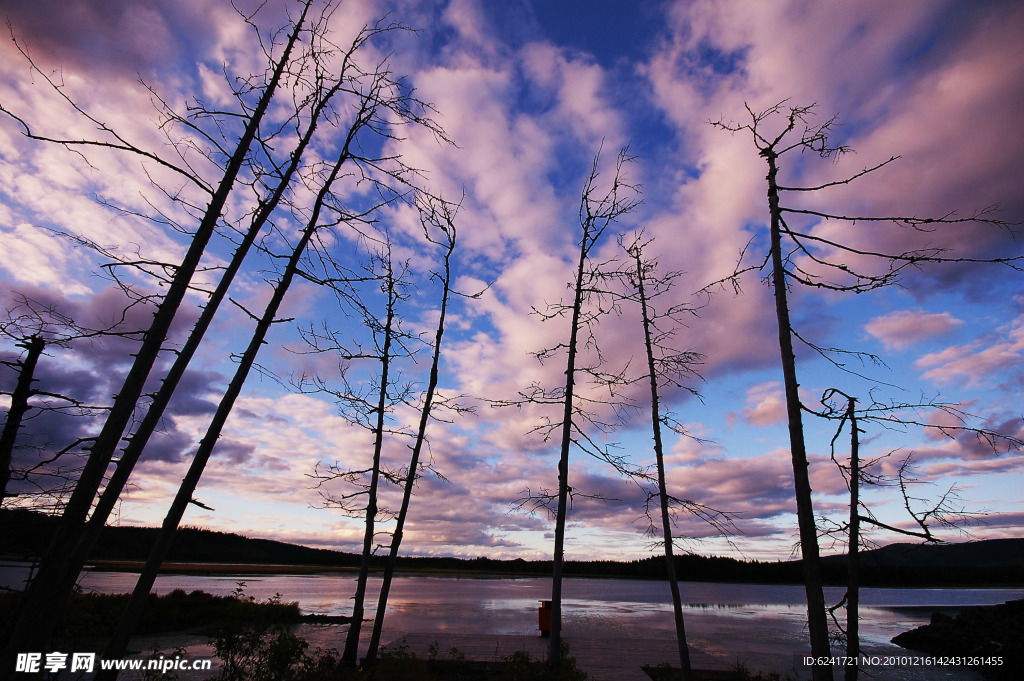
left=0, top=508, right=362, bottom=568
left=837, top=538, right=1024, bottom=569
left=818, top=538, right=1024, bottom=585
left=2, top=508, right=1022, bottom=585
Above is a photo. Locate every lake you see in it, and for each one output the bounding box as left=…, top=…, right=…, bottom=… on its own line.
left=3, top=562, right=1020, bottom=678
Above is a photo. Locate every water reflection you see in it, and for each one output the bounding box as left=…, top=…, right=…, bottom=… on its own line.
left=2, top=561, right=1021, bottom=647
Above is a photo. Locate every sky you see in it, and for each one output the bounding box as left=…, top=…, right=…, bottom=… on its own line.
left=1, top=0, right=1023, bottom=563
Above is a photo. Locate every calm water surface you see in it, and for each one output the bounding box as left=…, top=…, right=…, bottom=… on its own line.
left=3, top=561, right=1021, bottom=654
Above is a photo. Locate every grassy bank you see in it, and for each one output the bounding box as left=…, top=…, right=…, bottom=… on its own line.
left=83, top=560, right=361, bottom=575
left=0, top=586, right=333, bottom=642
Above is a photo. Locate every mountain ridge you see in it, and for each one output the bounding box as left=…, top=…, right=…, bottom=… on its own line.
left=2, top=508, right=1022, bottom=585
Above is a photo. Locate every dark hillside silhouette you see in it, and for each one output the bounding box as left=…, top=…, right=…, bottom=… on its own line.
left=3, top=509, right=1021, bottom=585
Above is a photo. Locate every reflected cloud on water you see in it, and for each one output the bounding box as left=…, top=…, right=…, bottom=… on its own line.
left=2, top=562, right=1022, bottom=650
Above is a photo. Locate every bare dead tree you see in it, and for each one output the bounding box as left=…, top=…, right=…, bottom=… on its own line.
left=296, top=231, right=426, bottom=670
left=621, top=234, right=706, bottom=681
left=0, top=2, right=319, bottom=669
left=813, top=389, right=1022, bottom=681
left=0, top=294, right=142, bottom=510
left=95, top=130, right=385, bottom=679
left=95, top=26, right=449, bottom=671
left=711, top=103, right=836, bottom=681
left=820, top=391, right=864, bottom=681
left=66, top=15, right=408, bottom=630
left=1, top=333, right=44, bottom=507
left=362, top=196, right=477, bottom=668
left=498, top=148, right=642, bottom=670
left=710, top=101, right=1022, bottom=681
left=3, top=1, right=450, bottom=670
left=340, top=240, right=407, bottom=667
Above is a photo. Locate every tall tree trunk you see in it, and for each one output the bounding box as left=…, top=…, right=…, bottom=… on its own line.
left=0, top=334, right=44, bottom=506
left=0, top=4, right=313, bottom=670
left=765, top=149, right=834, bottom=681
left=544, top=151, right=636, bottom=670
left=67, top=55, right=344, bottom=611
left=342, top=252, right=398, bottom=667
left=632, top=250, right=693, bottom=681
left=846, top=399, right=860, bottom=681
left=548, top=235, right=588, bottom=670
left=364, top=217, right=456, bottom=668
left=95, top=143, right=348, bottom=681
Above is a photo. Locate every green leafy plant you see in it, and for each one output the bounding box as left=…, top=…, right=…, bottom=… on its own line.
left=729, top=661, right=792, bottom=681
left=495, top=641, right=588, bottom=681
left=141, top=646, right=187, bottom=681
left=207, top=583, right=336, bottom=681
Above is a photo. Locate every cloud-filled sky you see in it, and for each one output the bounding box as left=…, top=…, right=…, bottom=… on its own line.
left=1, top=0, right=1023, bottom=562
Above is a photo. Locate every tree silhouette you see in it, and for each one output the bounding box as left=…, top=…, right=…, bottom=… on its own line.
left=0, top=292, right=145, bottom=510
left=96, top=125, right=395, bottom=678
left=364, top=196, right=473, bottom=668
left=59, top=19, right=421, bottom=647
left=0, top=333, right=44, bottom=507
left=297, top=227, right=432, bottom=667
left=340, top=240, right=407, bottom=667
left=621, top=234, right=708, bottom=681
left=813, top=389, right=1023, bottom=681
left=0, top=1, right=449, bottom=671
left=503, top=148, right=641, bottom=670
left=0, top=3, right=318, bottom=667
left=711, top=101, right=1022, bottom=681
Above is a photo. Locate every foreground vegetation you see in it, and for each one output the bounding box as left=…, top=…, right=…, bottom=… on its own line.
left=642, top=663, right=794, bottom=681
left=0, top=585, right=589, bottom=680
left=0, top=586, right=306, bottom=643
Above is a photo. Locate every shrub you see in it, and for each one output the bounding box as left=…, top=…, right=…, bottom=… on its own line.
left=207, top=583, right=337, bottom=681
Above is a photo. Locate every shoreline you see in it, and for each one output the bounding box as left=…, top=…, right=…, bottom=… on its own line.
left=46, top=559, right=1020, bottom=588
left=4, top=556, right=1021, bottom=590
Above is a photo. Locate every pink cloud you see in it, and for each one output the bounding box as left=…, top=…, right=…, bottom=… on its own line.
left=646, top=0, right=1024, bottom=299
left=916, top=320, right=1024, bottom=387
left=865, top=310, right=963, bottom=351
left=739, top=381, right=786, bottom=426
left=520, top=42, right=626, bottom=152
left=914, top=455, right=1024, bottom=480
left=666, top=447, right=795, bottom=516
left=964, top=511, right=1024, bottom=534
